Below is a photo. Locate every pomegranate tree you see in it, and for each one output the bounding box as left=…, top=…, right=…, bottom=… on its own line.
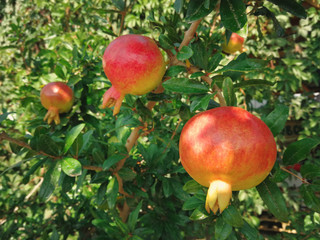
left=222, top=33, right=245, bottom=54
left=40, top=82, right=74, bottom=125
left=102, top=34, right=166, bottom=115
left=179, top=107, right=277, bottom=214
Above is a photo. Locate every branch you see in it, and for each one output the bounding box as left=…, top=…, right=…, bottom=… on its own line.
left=179, top=19, right=202, bottom=51
left=0, top=131, right=61, bottom=160
left=280, top=166, right=310, bottom=185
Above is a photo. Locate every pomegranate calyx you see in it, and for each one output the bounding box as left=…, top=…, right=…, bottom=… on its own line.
left=101, top=86, right=125, bottom=116
left=205, top=180, right=232, bottom=214
left=44, top=107, right=60, bottom=125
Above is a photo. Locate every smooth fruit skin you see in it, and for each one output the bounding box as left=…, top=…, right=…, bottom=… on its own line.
left=102, top=34, right=166, bottom=115
left=179, top=107, right=277, bottom=213
left=222, top=33, right=245, bottom=54
left=40, top=82, right=74, bottom=124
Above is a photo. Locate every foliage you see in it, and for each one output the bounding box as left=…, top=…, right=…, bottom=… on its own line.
left=1, top=0, right=320, bottom=239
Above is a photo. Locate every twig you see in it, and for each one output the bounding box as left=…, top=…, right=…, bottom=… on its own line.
left=179, top=19, right=202, bottom=51
left=280, top=166, right=310, bottom=184
left=0, top=131, right=61, bottom=160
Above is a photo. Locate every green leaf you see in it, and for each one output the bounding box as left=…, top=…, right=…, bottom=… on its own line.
left=61, top=174, right=75, bottom=193
left=220, top=0, right=247, bottom=32
left=300, top=164, right=320, bottom=180
left=174, top=0, right=184, bottom=13
left=128, top=201, right=143, bottom=232
left=64, top=123, right=85, bottom=154
left=38, top=135, right=61, bottom=156
left=183, top=196, right=204, bottom=210
left=39, top=162, right=60, bottom=201
left=0, top=111, right=14, bottom=124
left=222, top=205, right=244, bottom=227
left=239, top=220, right=261, bottom=240
left=177, top=46, right=194, bottom=61
left=222, top=77, right=235, bottom=106
left=256, top=177, right=289, bottom=222
left=162, top=178, right=173, bottom=198
left=189, top=206, right=209, bottom=220
left=118, top=167, right=137, bottom=181
left=262, top=105, right=289, bottom=137
left=22, top=158, right=48, bottom=184
left=234, top=80, right=275, bottom=89
left=165, top=65, right=187, bottom=77
left=163, top=77, right=209, bottom=94
left=300, top=185, right=320, bottom=213
left=190, top=94, right=213, bottom=112
left=106, top=177, right=119, bottom=209
left=96, top=181, right=108, bottom=205
left=112, top=0, right=125, bottom=11
left=186, top=0, right=218, bottom=22
left=61, top=157, right=82, bottom=177
left=267, top=0, right=307, bottom=19
left=215, top=54, right=266, bottom=73
left=215, top=217, right=232, bottom=240
left=102, top=155, right=125, bottom=170
left=208, top=53, right=223, bottom=72
left=159, top=34, right=174, bottom=50
left=283, top=138, right=320, bottom=166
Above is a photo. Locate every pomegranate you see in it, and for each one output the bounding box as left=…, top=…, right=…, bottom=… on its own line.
left=222, top=33, right=245, bottom=54
left=40, top=82, right=74, bottom=124
left=102, top=34, right=166, bottom=115
left=179, top=107, right=277, bottom=214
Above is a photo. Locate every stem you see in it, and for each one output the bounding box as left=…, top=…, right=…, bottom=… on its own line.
left=280, top=166, right=310, bottom=184
left=179, top=19, right=202, bottom=51
left=0, top=131, right=61, bottom=160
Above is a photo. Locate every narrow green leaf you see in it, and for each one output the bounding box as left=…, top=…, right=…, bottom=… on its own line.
left=112, top=0, right=125, bottom=11
left=262, top=105, right=289, bottom=137
left=183, top=196, right=204, bottom=210
left=186, top=0, right=218, bottom=22
left=234, top=80, right=275, bottom=89
left=114, top=217, right=130, bottom=234
left=163, top=77, right=209, bottom=94
left=239, top=220, right=261, bottom=240
left=256, top=177, right=289, bottom=222
left=162, top=178, right=173, bottom=198
left=78, top=129, right=94, bottom=155
left=61, top=157, right=82, bottom=177
left=267, top=0, right=307, bottom=19
left=39, top=162, right=60, bottom=201
left=128, top=201, right=143, bottom=232
left=22, top=158, right=47, bottom=184
left=159, top=34, right=174, bottom=50
left=222, top=77, right=235, bottom=106
left=0, top=112, right=14, bottom=124
left=61, top=174, right=75, bottom=193
left=174, top=0, right=184, bottom=13
left=190, top=94, right=213, bottom=112
left=165, top=65, right=187, bottom=77
left=208, top=53, right=222, bottom=72
left=118, top=167, right=137, bottom=182
left=283, top=138, right=320, bottom=166
left=215, top=55, right=266, bottom=73
left=215, top=217, right=232, bottom=240
left=96, top=181, right=108, bottom=205
left=177, top=46, right=194, bottom=61
left=300, top=185, right=320, bottom=213
left=102, top=155, right=125, bottom=170
left=106, top=177, right=119, bottom=209
left=189, top=206, right=209, bottom=220
left=39, top=135, right=61, bottom=156
left=222, top=205, right=244, bottom=227
left=220, top=0, right=247, bottom=32
left=64, top=123, right=85, bottom=154
left=300, top=164, right=320, bottom=179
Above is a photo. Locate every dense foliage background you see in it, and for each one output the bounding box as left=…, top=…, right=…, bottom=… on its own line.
left=1, top=0, right=320, bottom=239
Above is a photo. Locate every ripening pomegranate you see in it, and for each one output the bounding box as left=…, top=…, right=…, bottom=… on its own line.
left=222, top=33, right=245, bottom=54
left=40, top=82, right=74, bottom=124
left=179, top=107, right=277, bottom=214
left=102, top=34, right=166, bottom=115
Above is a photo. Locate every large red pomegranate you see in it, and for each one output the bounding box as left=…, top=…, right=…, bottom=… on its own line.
left=40, top=82, right=74, bottom=124
left=222, top=33, right=245, bottom=54
left=102, top=34, right=166, bottom=115
left=179, top=107, right=277, bottom=214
